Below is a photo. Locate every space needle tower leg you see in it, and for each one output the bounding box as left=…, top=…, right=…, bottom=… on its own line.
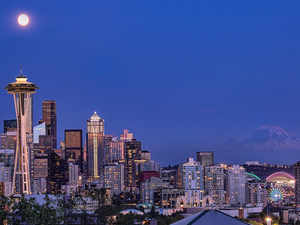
left=4, top=69, right=39, bottom=195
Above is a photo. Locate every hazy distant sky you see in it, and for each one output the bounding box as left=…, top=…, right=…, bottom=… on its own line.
left=1, top=1, right=300, bottom=166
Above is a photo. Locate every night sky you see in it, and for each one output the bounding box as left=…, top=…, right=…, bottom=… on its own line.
left=1, top=1, right=300, bottom=166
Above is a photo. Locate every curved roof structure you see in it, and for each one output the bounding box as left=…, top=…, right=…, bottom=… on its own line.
left=246, top=173, right=261, bottom=181
left=266, top=172, right=295, bottom=182
left=119, top=209, right=144, bottom=215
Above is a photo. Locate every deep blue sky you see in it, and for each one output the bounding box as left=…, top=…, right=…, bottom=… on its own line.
left=1, top=1, right=300, bottom=166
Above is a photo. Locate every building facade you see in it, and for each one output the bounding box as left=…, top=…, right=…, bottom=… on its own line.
left=246, top=181, right=268, bottom=207
left=1, top=131, right=17, bottom=150
left=86, top=112, right=105, bottom=181
left=141, top=177, right=168, bottom=204
left=103, top=162, right=124, bottom=194
left=182, top=158, right=204, bottom=190
left=0, top=163, right=11, bottom=182
left=0, top=149, right=14, bottom=167
left=3, top=119, right=17, bottom=133
left=47, top=150, right=69, bottom=194
left=42, top=100, right=57, bottom=149
left=124, top=136, right=141, bottom=189
left=204, top=164, right=225, bottom=205
left=226, top=165, right=246, bottom=205
left=65, top=129, right=83, bottom=173
left=294, top=161, right=300, bottom=207
left=196, top=151, right=214, bottom=165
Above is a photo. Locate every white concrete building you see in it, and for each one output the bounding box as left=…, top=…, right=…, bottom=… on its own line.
left=226, top=165, right=246, bottom=205
left=182, top=158, right=204, bottom=190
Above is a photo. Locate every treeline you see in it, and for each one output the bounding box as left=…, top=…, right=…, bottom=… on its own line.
left=0, top=188, right=183, bottom=225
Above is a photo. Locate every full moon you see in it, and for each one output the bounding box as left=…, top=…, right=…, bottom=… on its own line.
left=18, top=14, right=29, bottom=26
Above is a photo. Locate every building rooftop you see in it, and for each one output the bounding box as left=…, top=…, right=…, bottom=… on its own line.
left=90, top=111, right=101, bottom=120
left=171, top=210, right=250, bottom=225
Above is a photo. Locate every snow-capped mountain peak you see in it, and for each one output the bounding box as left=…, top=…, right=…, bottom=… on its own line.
left=226, top=125, right=300, bottom=150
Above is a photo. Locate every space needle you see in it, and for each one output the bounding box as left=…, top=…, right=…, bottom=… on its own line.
left=4, top=68, right=39, bottom=195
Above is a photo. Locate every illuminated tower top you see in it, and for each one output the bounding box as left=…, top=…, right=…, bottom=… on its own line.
left=4, top=72, right=39, bottom=94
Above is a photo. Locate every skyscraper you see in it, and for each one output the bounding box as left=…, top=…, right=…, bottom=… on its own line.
left=86, top=112, right=105, bottom=181
left=196, top=151, right=214, bottom=165
left=182, top=158, right=204, bottom=190
left=42, top=100, right=57, bottom=149
left=123, top=131, right=141, bottom=189
left=65, top=129, right=83, bottom=173
left=103, top=162, right=124, bottom=194
left=46, top=150, right=68, bottom=194
left=225, top=165, right=246, bottom=205
left=204, top=164, right=225, bottom=205
left=4, top=71, right=39, bottom=195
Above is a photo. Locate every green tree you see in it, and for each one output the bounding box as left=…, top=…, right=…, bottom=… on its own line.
left=86, top=188, right=113, bottom=225
left=0, top=195, right=14, bottom=224
left=114, top=212, right=142, bottom=225
left=35, top=194, right=65, bottom=225
left=10, top=194, right=40, bottom=224
left=66, top=190, right=95, bottom=225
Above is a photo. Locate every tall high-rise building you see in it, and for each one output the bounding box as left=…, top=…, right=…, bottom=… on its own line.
left=196, top=151, right=214, bottom=165
left=42, top=100, right=57, bottom=149
left=86, top=112, right=105, bottom=181
left=204, top=164, right=225, bottom=205
left=46, top=150, right=68, bottom=194
left=123, top=130, right=141, bottom=189
left=295, top=161, right=300, bottom=207
left=65, top=129, right=83, bottom=173
left=103, top=162, right=124, bottom=195
left=225, top=165, right=246, bottom=205
left=32, top=123, right=47, bottom=191
left=3, top=119, right=17, bottom=133
left=4, top=71, right=39, bottom=195
left=107, top=137, right=124, bottom=162
left=104, top=134, right=113, bottom=163
left=182, top=158, right=204, bottom=205
left=182, top=158, right=204, bottom=190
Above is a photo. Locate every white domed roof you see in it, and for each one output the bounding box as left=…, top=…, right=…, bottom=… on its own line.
left=90, top=111, right=101, bottom=120
left=119, top=209, right=144, bottom=215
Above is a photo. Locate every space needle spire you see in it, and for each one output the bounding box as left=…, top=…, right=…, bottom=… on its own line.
left=4, top=68, right=39, bottom=195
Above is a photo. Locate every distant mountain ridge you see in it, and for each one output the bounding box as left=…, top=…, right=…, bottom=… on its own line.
left=225, top=125, right=300, bottom=151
